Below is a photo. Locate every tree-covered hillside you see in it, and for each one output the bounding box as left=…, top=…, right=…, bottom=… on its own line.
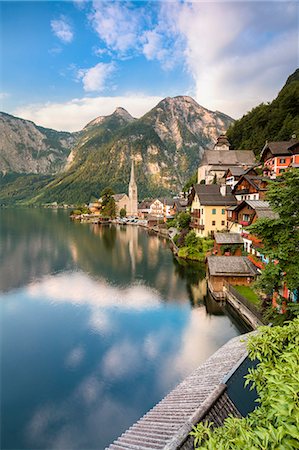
left=227, top=68, right=299, bottom=156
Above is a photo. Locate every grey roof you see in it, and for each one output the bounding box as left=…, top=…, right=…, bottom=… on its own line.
left=214, top=233, right=243, bottom=244
left=260, top=140, right=299, bottom=159
left=245, top=200, right=270, bottom=208
left=138, top=201, right=152, bottom=209
left=233, top=175, right=268, bottom=193
left=201, top=150, right=256, bottom=166
left=207, top=256, right=257, bottom=276
left=225, top=167, right=247, bottom=176
left=113, top=193, right=127, bottom=201
left=194, top=184, right=237, bottom=206
left=256, top=209, right=279, bottom=219
left=173, top=199, right=188, bottom=211
left=159, top=197, right=174, bottom=206
left=106, top=334, right=250, bottom=450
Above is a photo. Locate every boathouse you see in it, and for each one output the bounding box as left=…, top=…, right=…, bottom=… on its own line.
left=207, top=256, right=257, bottom=296
left=213, top=232, right=243, bottom=256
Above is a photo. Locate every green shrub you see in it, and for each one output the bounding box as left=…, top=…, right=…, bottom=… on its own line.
left=191, top=319, right=299, bottom=449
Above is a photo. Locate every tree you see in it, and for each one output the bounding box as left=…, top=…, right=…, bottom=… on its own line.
left=120, top=207, right=126, bottom=218
left=185, top=231, right=200, bottom=248
left=248, top=169, right=299, bottom=293
left=100, top=187, right=116, bottom=218
left=101, top=187, right=115, bottom=207
left=177, top=212, right=191, bottom=230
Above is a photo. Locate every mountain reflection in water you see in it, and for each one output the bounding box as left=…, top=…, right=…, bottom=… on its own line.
left=0, top=209, right=246, bottom=450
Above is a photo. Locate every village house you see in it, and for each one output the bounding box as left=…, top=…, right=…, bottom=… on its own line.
left=213, top=232, right=243, bottom=256
left=260, top=138, right=299, bottom=178
left=207, top=256, right=257, bottom=299
left=171, top=198, right=188, bottom=216
left=227, top=199, right=278, bottom=234
left=147, top=198, right=174, bottom=220
left=138, top=200, right=152, bottom=219
left=232, top=175, right=268, bottom=202
left=225, top=166, right=258, bottom=188
left=189, top=184, right=237, bottom=237
left=198, top=135, right=256, bottom=184
left=88, top=200, right=101, bottom=214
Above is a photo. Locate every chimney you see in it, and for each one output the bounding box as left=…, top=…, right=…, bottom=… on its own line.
left=220, top=185, right=227, bottom=197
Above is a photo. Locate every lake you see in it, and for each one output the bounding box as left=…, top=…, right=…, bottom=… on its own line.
left=0, top=209, right=246, bottom=450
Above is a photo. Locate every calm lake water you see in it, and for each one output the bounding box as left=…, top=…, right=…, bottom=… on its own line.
left=0, top=209, right=246, bottom=450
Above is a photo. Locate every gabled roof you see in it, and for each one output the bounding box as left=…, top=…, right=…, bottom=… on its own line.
left=207, top=256, right=257, bottom=276
left=260, top=140, right=299, bottom=160
left=173, top=198, right=188, bottom=211
left=214, top=232, right=243, bottom=244
left=138, top=200, right=152, bottom=209
left=158, top=197, right=174, bottom=206
left=194, top=184, right=237, bottom=206
left=201, top=150, right=256, bottom=166
left=232, top=175, right=268, bottom=193
left=233, top=200, right=279, bottom=219
left=226, top=166, right=258, bottom=177
left=113, top=193, right=128, bottom=201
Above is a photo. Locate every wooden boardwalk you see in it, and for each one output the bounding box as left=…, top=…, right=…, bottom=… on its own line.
left=106, top=333, right=251, bottom=450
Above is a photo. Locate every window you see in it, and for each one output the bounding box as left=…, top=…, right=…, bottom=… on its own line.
left=212, top=209, right=216, bottom=215
left=243, top=214, right=250, bottom=222
left=279, top=158, right=286, bottom=164
left=221, top=220, right=225, bottom=226
left=279, top=168, right=285, bottom=173
left=222, top=209, right=225, bottom=214
left=212, top=220, right=216, bottom=226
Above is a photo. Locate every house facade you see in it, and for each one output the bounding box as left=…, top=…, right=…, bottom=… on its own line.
left=189, top=184, right=237, bottom=237
left=260, top=139, right=299, bottom=178
left=232, top=175, right=268, bottom=202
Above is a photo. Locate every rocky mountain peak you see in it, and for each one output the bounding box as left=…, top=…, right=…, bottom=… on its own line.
left=113, top=107, right=135, bottom=121
left=84, top=107, right=135, bottom=130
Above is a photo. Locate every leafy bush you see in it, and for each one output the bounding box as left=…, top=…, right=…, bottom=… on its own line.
left=120, top=208, right=126, bottom=218
left=177, top=212, right=191, bottom=230
left=191, top=319, right=299, bottom=449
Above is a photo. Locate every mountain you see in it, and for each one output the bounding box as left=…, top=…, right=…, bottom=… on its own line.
left=0, top=112, right=79, bottom=175
left=226, top=68, right=299, bottom=155
left=25, top=96, right=233, bottom=204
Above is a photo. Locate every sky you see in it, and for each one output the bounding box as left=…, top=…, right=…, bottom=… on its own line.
left=0, top=0, right=298, bottom=131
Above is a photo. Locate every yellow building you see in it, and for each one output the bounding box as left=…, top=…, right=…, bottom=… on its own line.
left=190, top=184, right=237, bottom=237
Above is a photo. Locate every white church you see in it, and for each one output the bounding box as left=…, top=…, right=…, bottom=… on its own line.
left=113, top=159, right=138, bottom=217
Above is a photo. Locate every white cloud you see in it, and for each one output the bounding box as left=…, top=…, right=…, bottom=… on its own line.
left=51, top=16, right=74, bottom=43
left=25, top=272, right=162, bottom=310
left=13, top=94, right=163, bottom=131
left=89, top=2, right=144, bottom=55
left=77, top=62, right=115, bottom=92
left=170, top=1, right=298, bottom=117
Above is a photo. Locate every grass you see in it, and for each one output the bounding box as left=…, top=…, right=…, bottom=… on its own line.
left=233, top=285, right=261, bottom=306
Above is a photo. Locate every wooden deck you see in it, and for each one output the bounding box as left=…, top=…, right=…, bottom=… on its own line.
left=106, top=333, right=251, bottom=450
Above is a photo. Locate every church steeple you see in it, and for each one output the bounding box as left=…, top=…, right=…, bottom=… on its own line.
left=129, top=158, right=135, bottom=185
left=128, top=157, right=138, bottom=216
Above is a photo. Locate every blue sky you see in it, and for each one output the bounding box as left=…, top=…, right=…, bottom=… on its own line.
left=1, top=1, right=298, bottom=131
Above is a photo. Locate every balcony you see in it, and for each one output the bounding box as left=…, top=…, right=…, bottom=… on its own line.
left=240, top=220, right=250, bottom=226
left=191, top=210, right=200, bottom=218
left=190, top=221, right=204, bottom=230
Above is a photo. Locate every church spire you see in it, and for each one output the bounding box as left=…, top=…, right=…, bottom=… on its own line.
left=128, top=157, right=138, bottom=216
left=129, top=158, right=135, bottom=185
